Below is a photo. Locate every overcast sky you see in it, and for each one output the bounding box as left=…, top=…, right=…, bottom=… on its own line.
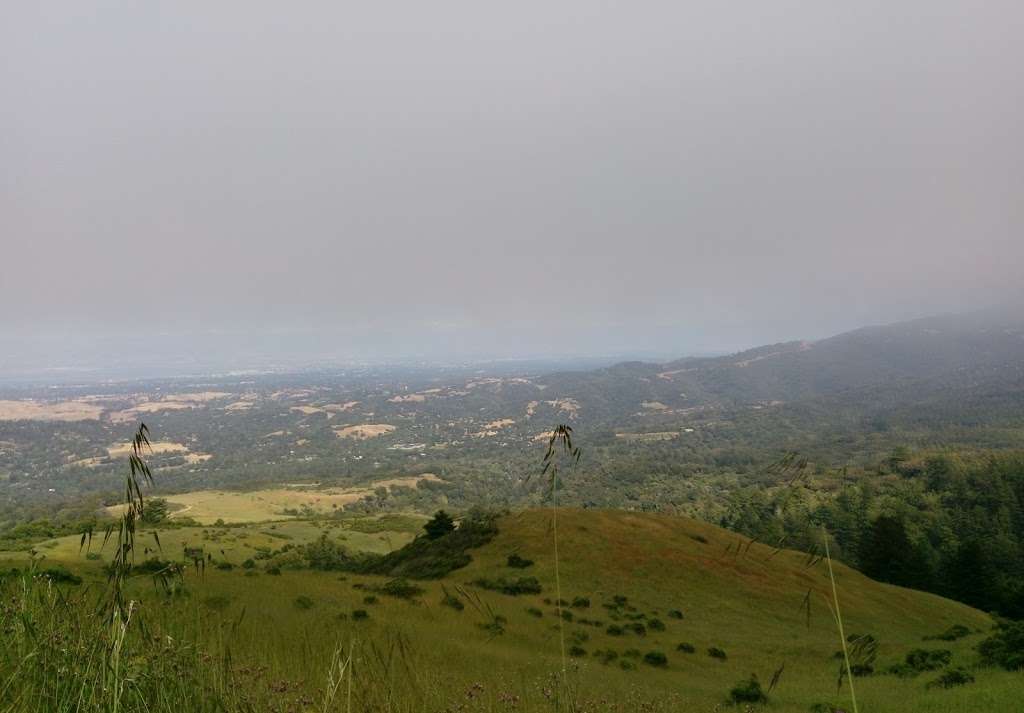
left=2, top=2, right=1022, bottom=364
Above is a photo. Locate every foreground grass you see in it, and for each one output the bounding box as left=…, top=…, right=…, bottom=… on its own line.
left=1, top=509, right=1019, bottom=712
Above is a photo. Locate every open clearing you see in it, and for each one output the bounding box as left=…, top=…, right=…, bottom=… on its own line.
left=107, top=440, right=190, bottom=458
left=0, top=399, right=105, bottom=422
left=333, top=423, right=396, bottom=439
left=111, top=475, right=441, bottom=524
left=615, top=431, right=680, bottom=442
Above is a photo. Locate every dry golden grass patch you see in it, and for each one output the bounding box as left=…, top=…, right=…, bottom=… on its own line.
left=334, top=424, right=396, bottom=440
left=107, top=440, right=189, bottom=458
left=110, top=474, right=442, bottom=524
left=0, top=399, right=105, bottom=422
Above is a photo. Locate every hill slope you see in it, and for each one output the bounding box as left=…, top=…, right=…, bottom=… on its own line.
left=12, top=509, right=1012, bottom=712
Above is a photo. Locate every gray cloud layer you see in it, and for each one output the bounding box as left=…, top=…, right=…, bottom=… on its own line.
left=3, top=2, right=1022, bottom=360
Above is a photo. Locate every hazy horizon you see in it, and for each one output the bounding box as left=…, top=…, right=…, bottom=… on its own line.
left=4, top=2, right=1023, bottom=368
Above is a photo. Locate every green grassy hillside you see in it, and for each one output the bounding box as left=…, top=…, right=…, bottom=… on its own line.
left=4, top=508, right=1016, bottom=712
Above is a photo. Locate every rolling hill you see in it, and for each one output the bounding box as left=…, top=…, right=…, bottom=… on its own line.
left=3, top=508, right=1016, bottom=712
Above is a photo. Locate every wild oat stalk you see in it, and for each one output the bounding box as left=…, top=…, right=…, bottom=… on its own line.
left=81, top=422, right=181, bottom=624
left=823, top=530, right=859, bottom=713
left=535, top=425, right=581, bottom=694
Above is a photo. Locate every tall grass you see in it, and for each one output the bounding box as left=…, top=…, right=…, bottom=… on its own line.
left=536, top=425, right=581, bottom=710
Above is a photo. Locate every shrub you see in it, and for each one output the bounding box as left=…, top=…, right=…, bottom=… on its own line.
left=676, top=642, right=695, bottom=653
left=667, top=609, right=684, bottom=619
left=606, top=625, right=624, bottom=636
left=507, top=553, right=534, bottom=569
left=265, top=566, right=281, bottom=575
left=38, top=566, right=82, bottom=585
left=925, top=624, right=971, bottom=642
left=441, top=588, right=464, bottom=611
left=978, top=620, right=1024, bottom=671
left=643, top=651, right=668, bottom=668
left=571, top=596, right=590, bottom=608
left=215, top=561, right=233, bottom=571
left=241, top=558, right=255, bottom=569
left=619, top=659, right=636, bottom=670
left=526, top=607, right=543, bottom=618
left=351, top=609, right=369, bottom=620
left=472, top=576, right=542, bottom=596
left=904, top=649, right=952, bottom=672
left=374, top=578, right=424, bottom=599
left=626, top=622, right=646, bottom=636
left=593, top=649, right=618, bottom=664
left=568, top=645, right=587, bottom=657
left=850, top=663, right=874, bottom=676
left=362, top=595, right=378, bottom=605
left=293, top=595, right=315, bottom=610
left=927, top=668, right=974, bottom=689
left=560, top=610, right=574, bottom=622
left=647, top=618, right=665, bottom=632
left=729, top=675, right=767, bottom=704
left=707, top=647, right=727, bottom=660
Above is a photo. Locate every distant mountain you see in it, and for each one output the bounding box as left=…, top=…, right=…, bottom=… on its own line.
left=527, top=306, right=1024, bottom=448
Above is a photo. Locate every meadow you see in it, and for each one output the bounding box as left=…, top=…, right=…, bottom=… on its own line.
left=2, top=508, right=1016, bottom=712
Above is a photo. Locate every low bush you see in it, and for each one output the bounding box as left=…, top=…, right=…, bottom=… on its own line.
left=373, top=578, right=424, bottom=599
left=707, top=647, right=727, bottom=660
left=506, top=553, right=533, bottom=568
left=606, top=625, right=624, bottom=636
left=927, top=668, right=974, bottom=689
left=667, top=609, right=684, bottom=619
left=729, top=675, right=767, bottom=704
left=441, top=587, right=464, bottom=610
left=571, top=596, right=591, bottom=609
left=978, top=620, right=1024, bottom=671
left=215, top=561, right=233, bottom=571
left=351, top=609, right=369, bottom=620
left=925, top=624, right=971, bottom=642
left=38, top=565, right=83, bottom=585
left=362, top=595, right=378, bottom=605
left=472, top=576, right=542, bottom=596
left=647, top=618, right=665, bottom=632
left=526, top=607, right=543, bottom=618
left=643, top=651, right=668, bottom=668
left=293, top=595, right=315, bottom=610
left=904, top=649, right=952, bottom=672
left=568, top=645, right=587, bottom=657
left=676, top=642, right=695, bottom=653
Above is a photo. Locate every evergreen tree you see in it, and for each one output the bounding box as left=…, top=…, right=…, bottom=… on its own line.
left=424, top=510, right=456, bottom=540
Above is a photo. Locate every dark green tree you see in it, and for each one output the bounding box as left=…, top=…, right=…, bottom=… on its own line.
left=140, top=497, right=170, bottom=525
left=423, top=510, right=456, bottom=540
